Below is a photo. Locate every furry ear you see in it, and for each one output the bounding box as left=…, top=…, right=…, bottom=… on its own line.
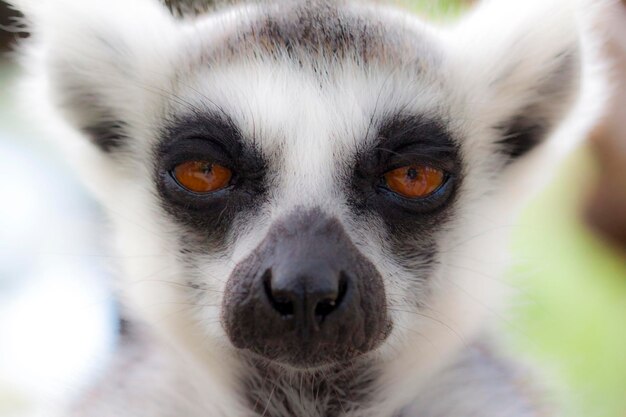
left=10, top=0, right=176, bottom=152
left=450, top=0, right=583, bottom=160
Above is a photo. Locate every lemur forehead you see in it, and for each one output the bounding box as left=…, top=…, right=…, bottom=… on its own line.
left=190, top=1, right=441, bottom=72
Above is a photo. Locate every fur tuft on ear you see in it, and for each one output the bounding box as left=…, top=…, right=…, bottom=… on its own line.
left=9, top=0, right=176, bottom=152
left=449, top=0, right=585, bottom=160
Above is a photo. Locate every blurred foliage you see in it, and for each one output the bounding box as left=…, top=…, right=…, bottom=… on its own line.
left=400, top=0, right=472, bottom=19
left=510, top=148, right=626, bottom=417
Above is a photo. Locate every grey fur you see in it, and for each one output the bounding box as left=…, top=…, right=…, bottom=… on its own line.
left=161, top=0, right=218, bottom=18
left=69, top=324, right=548, bottom=417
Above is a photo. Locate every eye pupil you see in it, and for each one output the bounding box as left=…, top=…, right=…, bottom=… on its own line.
left=406, top=167, right=418, bottom=180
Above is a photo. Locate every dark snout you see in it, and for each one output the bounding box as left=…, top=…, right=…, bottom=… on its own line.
left=222, top=209, right=390, bottom=368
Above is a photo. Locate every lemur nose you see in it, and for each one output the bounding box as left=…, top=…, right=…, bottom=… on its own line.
left=223, top=208, right=390, bottom=368
left=263, top=267, right=348, bottom=329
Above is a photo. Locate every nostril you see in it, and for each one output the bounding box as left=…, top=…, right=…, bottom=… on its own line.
left=314, top=298, right=337, bottom=320
left=314, top=272, right=348, bottom=322
left=273, top=295, right=294, bottom=316
left=263, top=269, right=294, bottom=317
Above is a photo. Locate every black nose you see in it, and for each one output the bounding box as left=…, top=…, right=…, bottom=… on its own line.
left=223, top=208, right=390, bottom=368
left=264, top=267, right=348, bottom=329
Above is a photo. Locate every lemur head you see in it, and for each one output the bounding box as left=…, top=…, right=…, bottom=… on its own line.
left=13, top=0, right=582, bottom=392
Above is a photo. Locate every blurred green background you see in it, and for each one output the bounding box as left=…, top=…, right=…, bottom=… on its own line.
left=511, top=149, right=626, bottom=417
left=0, top=0, right=624, bottom=416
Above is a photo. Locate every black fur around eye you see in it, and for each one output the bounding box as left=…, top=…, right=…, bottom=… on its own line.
left=154, top=113, right=268, bottom=243
left=351, top=115, right=461, bottom=217
left=157, top=137, right=239, bottom=205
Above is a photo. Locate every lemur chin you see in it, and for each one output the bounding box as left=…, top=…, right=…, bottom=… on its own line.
left=9, top=0, right=604, bottom=415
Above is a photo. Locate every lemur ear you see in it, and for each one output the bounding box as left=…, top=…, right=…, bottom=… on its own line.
left=451, top=0, right=583, bottom=160
left=10, top=0, right=176, bottom=152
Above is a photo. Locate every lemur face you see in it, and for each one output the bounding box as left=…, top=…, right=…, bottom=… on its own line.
left=151, top=9, right=466, bottom=367
left=14, top=0, right=581, bottom=374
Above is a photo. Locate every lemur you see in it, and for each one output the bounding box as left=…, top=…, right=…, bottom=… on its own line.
left=9, top=0, right=604, bottom=415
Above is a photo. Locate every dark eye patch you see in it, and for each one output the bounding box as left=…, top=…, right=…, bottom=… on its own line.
left=154, top=112, right=267, bottom=249
left=348, top=114, right=462, bottom=274
left=349, top=114, right=462, bottom=268
left=158, top=112, right=243, bottom=163
left=377, top=116, right=459, bottom=169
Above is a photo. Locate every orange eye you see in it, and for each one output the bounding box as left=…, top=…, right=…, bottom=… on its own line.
left=173, top=161, right=232, bottom=193
left=384, top=165, right=445, bottom=199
